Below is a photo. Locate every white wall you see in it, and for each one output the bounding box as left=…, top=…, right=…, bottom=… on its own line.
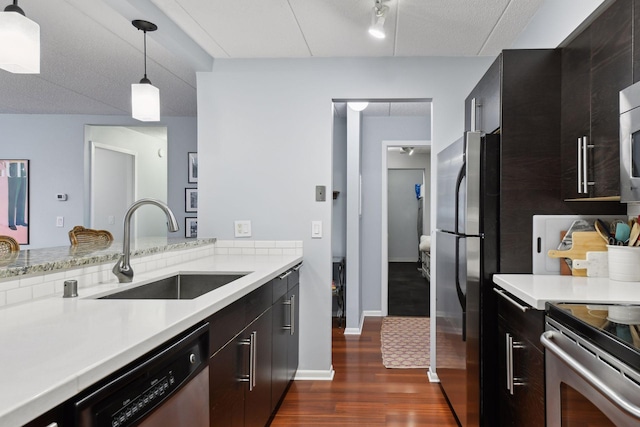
left=197, top=56, right=495, bottom=374
left=0, top=115, right=197, bottom=248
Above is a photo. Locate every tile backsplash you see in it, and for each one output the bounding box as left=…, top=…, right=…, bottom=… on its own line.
left=0, top=240, right=302, bottom=309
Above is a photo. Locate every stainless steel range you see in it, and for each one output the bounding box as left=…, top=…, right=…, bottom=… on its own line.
left=543, top=303, right=640, bottom=426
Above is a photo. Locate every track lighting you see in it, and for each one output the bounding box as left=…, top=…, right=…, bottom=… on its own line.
left=368, top=0, right=388, bottom=39
left=131, top=20, right=160, bottom=122
left=0, top=0, right=40, bottom=74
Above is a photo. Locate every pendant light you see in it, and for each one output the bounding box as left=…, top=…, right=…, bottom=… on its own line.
left=131, top=20, right=160, bottom=122
left=0, top=0, right=40, bottom=74
left=368, top=0, right=388, bottom=40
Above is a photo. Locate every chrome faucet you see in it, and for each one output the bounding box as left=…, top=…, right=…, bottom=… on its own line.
left=112, top=198, right=180, bottom=283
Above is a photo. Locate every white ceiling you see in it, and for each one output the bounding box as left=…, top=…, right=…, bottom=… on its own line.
left=0, top=0, right=602, bottom=116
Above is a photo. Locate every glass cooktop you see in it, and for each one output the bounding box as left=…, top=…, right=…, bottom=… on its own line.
left=546, top=302, right=640, bottom=371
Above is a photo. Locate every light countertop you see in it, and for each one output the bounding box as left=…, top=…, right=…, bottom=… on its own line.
left=493, top=274, right=640, bottom=310
left=0, top=253, right=302, bottom=427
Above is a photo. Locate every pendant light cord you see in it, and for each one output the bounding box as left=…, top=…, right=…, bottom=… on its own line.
left=143, top=30, right=148, bottom=80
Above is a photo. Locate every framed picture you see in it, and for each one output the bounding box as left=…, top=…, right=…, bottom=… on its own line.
left=185, top=217, right=197, bottom=238
left=0, top=159, right=29, bottom=245
left=185, top=188, right=198, bottom=212
left=188, top=152, right=198, bottom=184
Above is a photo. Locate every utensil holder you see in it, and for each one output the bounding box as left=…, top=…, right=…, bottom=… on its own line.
left=607, top=245, right=640, bottom=281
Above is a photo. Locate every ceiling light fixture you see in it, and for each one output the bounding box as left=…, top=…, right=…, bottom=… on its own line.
left=348, top=102, right=369, bottom=112
left=368, top=0, right=388, bottom=40
left=131, top=20, right=160, bottom=122
left=0, top=0, right=40, bottom=74
left=402, top=147, right=415, bottom=155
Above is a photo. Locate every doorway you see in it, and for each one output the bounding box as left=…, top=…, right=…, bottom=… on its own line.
left=387, top=168, right=429, bottom=316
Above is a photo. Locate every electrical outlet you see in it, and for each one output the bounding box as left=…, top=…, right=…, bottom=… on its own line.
left=234, top=220, right=252, bottom=238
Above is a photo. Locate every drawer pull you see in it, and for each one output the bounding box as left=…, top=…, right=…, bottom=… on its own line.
left=493, top=288, right=529, bottom=312
left=278, top=270, right=292, bottom=280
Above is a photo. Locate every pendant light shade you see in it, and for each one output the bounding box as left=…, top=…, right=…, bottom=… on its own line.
left=131, top=20, right=160, bottom=122
left=0, top=1, right=40, bottom=74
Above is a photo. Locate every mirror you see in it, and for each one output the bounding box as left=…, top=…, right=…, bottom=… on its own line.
left=84, top=126, right=168, bottom=242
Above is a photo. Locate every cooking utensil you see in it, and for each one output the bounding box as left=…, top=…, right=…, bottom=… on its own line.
left=594, top=219, right=611, bottom=243
left=629, top=222, right=640, bottom=246
left=573, top=251, right=609, bottom=277
left=547, top=231, right=608, bottom=276
left=615, top=222, right=631, bottom=243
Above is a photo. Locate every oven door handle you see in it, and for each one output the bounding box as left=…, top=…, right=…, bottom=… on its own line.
left=541, top=331, right=640, bottom=419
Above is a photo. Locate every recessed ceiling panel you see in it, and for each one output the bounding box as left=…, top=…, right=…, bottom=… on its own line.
left=174, top=0, right=311, bottom=57
left=395, top=0, right=511, bottom=56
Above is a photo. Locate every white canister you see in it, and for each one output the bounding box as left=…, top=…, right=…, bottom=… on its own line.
left=607, top=245, right=640, bottom=281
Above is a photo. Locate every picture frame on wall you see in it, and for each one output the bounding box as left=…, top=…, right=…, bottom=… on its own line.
left=0, top=159, right=30, bottom=245
left=185, top=188, right=198, bottom=212
left=188, top=152, right=198, bottom=183
left=185, top=217, right=197, bottom=238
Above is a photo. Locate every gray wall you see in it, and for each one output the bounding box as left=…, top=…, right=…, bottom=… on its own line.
left=388, top=169, right=424, bottom=262
left=331, top=115, right=347, bottom=258
left=0, top=114, right=197, bottom=248
left=197, top=56, right=494, bottom=374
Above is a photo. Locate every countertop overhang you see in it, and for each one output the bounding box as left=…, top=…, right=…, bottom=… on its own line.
left=493, top=274, right=640, bottom=310
left=0, top=252, right=302, bottom=427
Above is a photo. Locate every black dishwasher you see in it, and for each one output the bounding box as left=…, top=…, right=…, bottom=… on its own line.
left=71, top=323, right=209, bottom=427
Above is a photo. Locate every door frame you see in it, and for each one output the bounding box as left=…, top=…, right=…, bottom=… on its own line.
left=380, top=140, right=430, bottom=316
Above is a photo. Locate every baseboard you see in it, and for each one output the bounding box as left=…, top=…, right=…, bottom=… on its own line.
left=362, top=310, right=382, bottom=317
left=294, top=367, right=335, bottom=381
left=428, top=367, right=440, bottom=383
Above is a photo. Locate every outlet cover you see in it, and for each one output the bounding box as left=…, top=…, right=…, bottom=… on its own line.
left=234, top=220, right=252, bottom=238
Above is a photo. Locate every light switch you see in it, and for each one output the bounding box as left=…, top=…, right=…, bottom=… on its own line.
left=56, top=216, right=64, bottom=227
left=311, top=220, right=322, bottom=238
left=234, top=220, right=252, bottom=237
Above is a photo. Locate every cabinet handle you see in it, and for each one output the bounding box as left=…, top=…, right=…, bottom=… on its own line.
left=506, top=332, right=526, bottom=395
left=46, top=424, right=59, bottom=427
left=493, top=288, right=529, bottom=312
left=283, top=294, right=296, bottom=336
left=293, top=263, right=302, bottom=271
left=239, top=331, right=257, bottom=391
left=583, top=136, right=595, bottom=193
left=577, top=137, right=583, bottom=193
left=278, top=270, right=292, bottom=280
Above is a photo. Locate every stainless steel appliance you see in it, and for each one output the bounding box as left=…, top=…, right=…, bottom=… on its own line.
left=543, top=303, right=640, bottom=426
left=435, top=131, right=500, bottom=426
left=72, top=323, right=209, bottom=427
left=619, top=80, right=640, bottom=202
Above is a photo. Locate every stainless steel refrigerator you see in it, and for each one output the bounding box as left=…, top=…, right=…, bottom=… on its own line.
left=435, top=131, right=500, bottom=427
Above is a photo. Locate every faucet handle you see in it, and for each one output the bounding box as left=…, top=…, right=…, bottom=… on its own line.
left=112, top=255, right=134, bottom=283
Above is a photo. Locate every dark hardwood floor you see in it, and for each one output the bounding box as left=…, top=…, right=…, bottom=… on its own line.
left=270, top=317, right=457, bottom=426
left=388, top=262, right=430, bottom=317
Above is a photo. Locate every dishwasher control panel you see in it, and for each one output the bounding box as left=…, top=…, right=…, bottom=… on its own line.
left=73, top=323, right=208, bottom=427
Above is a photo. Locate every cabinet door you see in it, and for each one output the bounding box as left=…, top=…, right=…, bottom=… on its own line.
left=244, top=310, right=273, bottom=427
left=561, top=0, right=633, bottom=199
left=271, top=294, right=289, bottom=411
left=497, top=322, right=545, bottom=427
left=23, top=405, right=65, bottom=427
left=287, top=285, right=300, bottom=382
left=209, top=337, right=245, bottom=427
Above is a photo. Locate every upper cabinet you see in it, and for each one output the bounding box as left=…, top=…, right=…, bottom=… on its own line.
left=560, top=0, right=633, bottom=200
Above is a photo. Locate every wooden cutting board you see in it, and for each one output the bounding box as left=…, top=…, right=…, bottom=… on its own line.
left=547, top=231, right=608, bottom=277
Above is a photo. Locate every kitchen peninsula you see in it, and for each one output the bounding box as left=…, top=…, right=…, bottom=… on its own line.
left=0, top=238, right=302, bottom=426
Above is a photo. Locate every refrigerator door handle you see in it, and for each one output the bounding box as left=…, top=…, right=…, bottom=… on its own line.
left=454, top=164, right=465, bottom=234
left=455, top=235, right=467, bottom=341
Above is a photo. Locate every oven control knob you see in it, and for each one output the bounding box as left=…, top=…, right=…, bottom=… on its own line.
left=189, top=353, right=196, bottom=364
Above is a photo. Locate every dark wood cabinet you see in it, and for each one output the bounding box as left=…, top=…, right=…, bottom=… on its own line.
left=495, top=288, right=545, bottom=427
left=209, top=264, right=301, bottom=427
left=561, top=0, right=633, bottom=199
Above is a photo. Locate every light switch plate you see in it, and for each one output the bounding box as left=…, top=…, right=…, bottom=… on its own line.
left=234, top=220, right=252, bottom=238
left=311, top=220, right=322, bottom=238
left=56, top=216, right=64, bottom=227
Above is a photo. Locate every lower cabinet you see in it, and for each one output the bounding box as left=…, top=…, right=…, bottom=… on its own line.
left=495, top=288, right=545, bottom=426
left=23, top=405, right=65, bottom=427
left=209, top=264, right=301, bottom=427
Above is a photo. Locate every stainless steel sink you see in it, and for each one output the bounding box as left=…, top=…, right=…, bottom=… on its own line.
left=98, top=273, right=247, bottom=300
